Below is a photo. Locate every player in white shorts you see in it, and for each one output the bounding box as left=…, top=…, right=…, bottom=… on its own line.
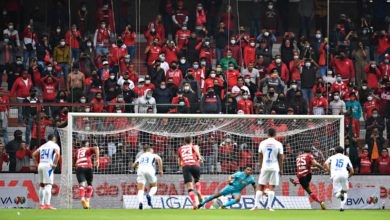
left=132, top=145, right=163, bottom=210
left=324, top=146, right=354, bottom=212
left=32, top=134, right=60, bottom=210
left=251, top=128, right=284, bottom=211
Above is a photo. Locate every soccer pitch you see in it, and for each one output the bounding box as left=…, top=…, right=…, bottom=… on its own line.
left=1, top=209, right=389, bottom=220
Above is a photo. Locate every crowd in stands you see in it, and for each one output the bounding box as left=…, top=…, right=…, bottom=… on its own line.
left=0, top=0, right=390, bottom=174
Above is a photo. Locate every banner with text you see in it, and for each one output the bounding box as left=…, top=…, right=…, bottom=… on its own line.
left=331, top=188, right=381, bottom=210
left=0, top=186, right=32, bottom=208
left=0, top=174, right=388, bottom=209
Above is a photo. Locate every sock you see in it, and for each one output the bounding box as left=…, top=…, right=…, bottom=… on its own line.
left=310, top=193, right=321, bottom=203
left=188, top=190, right=197, bottom=206
left=293, top=180, right=299, bottom=185
left=267, top=191, right=275, bottom=209
left=44, top=185, right=52, bottom=205
left=195, top=182, right=202, bottom=196
left=340, top=193, right=347, bottom=209
left=86, top=186, right=93, bottom=199
left=223, top=198, right=238, bottom=207
left=149, top=186, right=157, bottom=196
left=201, top=195, right=215, bottom=205
left=254, top=190, right=263, bottom=208
left=335, top=192, right=341, bottom=199
left=79, top=186, right=85, bottom=199
left=39, top=187, right=45, bottom=205
left=137, top=190, right=144, bottom=204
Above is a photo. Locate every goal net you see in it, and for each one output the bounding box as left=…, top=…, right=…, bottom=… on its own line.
left=58, top=113, right=344, bottom=209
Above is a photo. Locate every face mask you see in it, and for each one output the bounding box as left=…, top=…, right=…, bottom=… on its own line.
left=47, top=67, right=53, bottom=72
left=275, top=59, right=281, bottom=64
left=334, top=95, right=340, bottom=100
left=200, top=61, right=206, bottom=66
left=228, top=66, right=234, bottom=70
left=85, top=108, right=90, bottom=112
left=372, top=113, right=378, bottom=118
left=159, top=56, right=165, bottom=61
left=371, top=64, right=376, bottom=68
left=291, top=84, right=297, bottom=89
left=197, top=6, right=203, bottom=10
left=56, top=28, right=61, bottom=33
left=293, top=55, right=299, bottom=59
left=268, top=5, right=273, bottom=9
left=362, top=85, right=367, bottom=90
left=182, top=26, right=187, bottom=31
left=230, top=40, right=236, bottom=44
left=184, top=86, right=190, bottom=91
left=4, top=38, right=9, bottom=43
left=336, top=77, right=342, bottom=82
left=180, top=59, right=186, bottom=64
left=16, top=60, right=23, bottom=65
left=305, top=62, right=311, bottom=68
left=315, top=34, right=322, bottom=39
left=116, top=110, right=122, bottom=113
left=210, top=73, right=216, bottom=78
left=146, top=94, right=152, bottom=99
left=80, top=99, right=86, bottom=103
left=193, top=64, right=199, bottom=69
left=327, top=71, right=332, bottom=75
left=110, top=75, right=115, bottom=79
left=216, top=67, right=222, bottom=72
left=117, top=98, right=123, bottom=102
left=205, top=41, right=210, bottom=46
left=138, top=84, right=144, bottom=88
left=367, top=96, right=373, bottom=101
left=385, top=59, right=389, bottom=64
left=171, top=65, right=177, bottom=70
left=250, top=42, right=255, bottom=47
left=87, top=42, right=92, bottom=47
left=243, top=95, right=248, bottom=99
left=60, top=41, right=65, bottom=46
left=101, top=24, right=106, bottom=29
left=145, top=80, right=151, bottom=84
left=160, top=85, right=166, bottom=89
left=8, top=25, right=13, bottom=30
left=264, top=32, right=269, bottom=37
left=244, top=78, right=251, bottom=83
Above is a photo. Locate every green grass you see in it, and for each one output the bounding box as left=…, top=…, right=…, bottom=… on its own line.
left=0, top=209, right=389, bottom=220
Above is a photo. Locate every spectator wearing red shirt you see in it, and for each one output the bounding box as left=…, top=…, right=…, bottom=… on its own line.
left=170, top=90, right=190, bottom=114
left=195, top=3, right=207, bottom=30
left=188, top=61, right=205, bottom=89
left=267, top=55, right=290, bottom=83
left=165, top=61, right=183, bottom=87
left=172, top=0, right=189, bottom=31
left=310, top=89, right=328, bottom=115
left=122, top=24, right=136, bottom=61
left=236, top=26, right=250, bottom=50
left=239, top=143, right=254, bottom=170
left=379, top=54, right=390, bottom=79
left=203, top=70, right=223, bottom=94
left=22, top=25, right=38, bottom=66
left=154, top=15, right=165, bottom=42
left=109, top=39, right=128, bottom=72
left=345, top=111, right=360, bottom=139
left=289, top=51, right=303, bottom=85
left=96, top=1, right=115, bottom=32
left=244, top=38, right=256, bottom=68
left=358, top=149, right=372, bottom=174
left=90, top=92, right=104, bottom=113
left=331, top=75, right=348, bottom=98
left=93, top=21, right=111, bottom=55
left=332, top=51, right=355, bottom=82
left=175, top=26, right=191, bottom=54
left=10, top=71, right=33, bottom=125
left=375, top=148, right=390, bottom=174
left=224, top=62, right=240, bottom=90
left=364, top=62, right=381, bottom=89
left=0, top=90, right=9, bottom=144
left=65, top=24, right=82, bottom=62
left=221, top=5, right=236, bottom=33
left=15, top=141, right=32, bottom=172
left=163, top=41, right=179, bottom=65
left=373, top=30, right=390, bottom=62
left=237, top=91, right=254, bottom=114
left=145, top=38, right=162, bottom=68
left=196, top=39, right=213, bottom=67
left=363, top=96, right=380, bottom=120
left=30, top=112, right=52, bottom=150
left=224, top=37, right=242, bottom=67
left=107, top=94, right=125, bottom=113
left=0, top=143, right=9, bottom=172
left=144, top=22, right=162, bottom=46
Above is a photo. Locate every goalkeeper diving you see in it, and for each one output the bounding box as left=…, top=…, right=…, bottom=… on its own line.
left=197, top=166, right=256, bottom=209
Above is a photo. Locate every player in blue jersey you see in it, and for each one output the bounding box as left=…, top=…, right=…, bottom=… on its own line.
left=197, top=166, right=256, bottom=209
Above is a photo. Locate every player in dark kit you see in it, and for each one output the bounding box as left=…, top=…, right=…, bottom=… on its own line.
left=178, top=136, right=204, bottom=209
left=290, top=148, right=326, bottom=209
left=75, top=140, right=100, bottom=209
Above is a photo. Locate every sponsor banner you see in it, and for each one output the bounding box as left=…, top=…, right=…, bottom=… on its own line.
left=0, top=187, right=32, bottom=208
left=123, top=195, right=311, bottom=209
left=0, top=174, right=389, bottom=209
left=331, top=188, right=381, bottom=210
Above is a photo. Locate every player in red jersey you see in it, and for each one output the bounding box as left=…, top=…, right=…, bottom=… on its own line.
left=75, top=140, right=100, bottom=209
left=178, top=136, right=204, bottom=209
left=289, top=148, right=326, bottom=209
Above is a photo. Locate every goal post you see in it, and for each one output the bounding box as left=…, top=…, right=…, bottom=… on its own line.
left=58, top=113, right=344, bottom=209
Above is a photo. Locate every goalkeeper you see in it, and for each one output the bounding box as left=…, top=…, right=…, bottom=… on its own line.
left=197, top=166, right=256, bottom=209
